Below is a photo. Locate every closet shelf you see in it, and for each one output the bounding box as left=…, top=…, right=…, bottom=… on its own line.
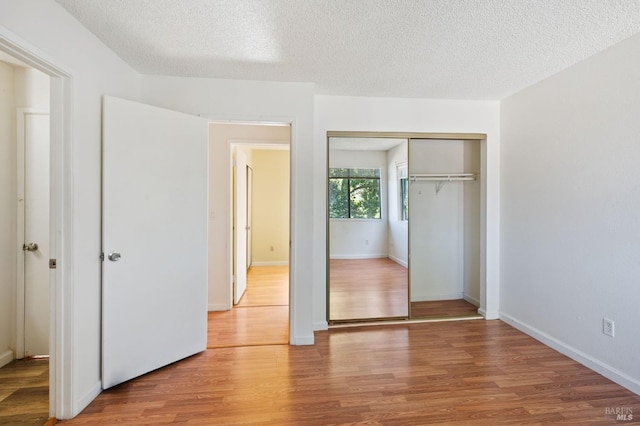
left=410, top=173, right=476, bottom=194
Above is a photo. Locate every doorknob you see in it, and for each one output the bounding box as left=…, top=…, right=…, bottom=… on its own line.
left=107, top=252, right=122, bottom=262
left=23, top=242, right=38, bottom=252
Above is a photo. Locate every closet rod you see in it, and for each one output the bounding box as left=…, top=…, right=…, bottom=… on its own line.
left=410, top=173, right=476, bottom=181
left=410, top=173, right=476, bottom=194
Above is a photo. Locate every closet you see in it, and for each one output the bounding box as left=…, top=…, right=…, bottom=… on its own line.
left=326, top=132, right=485, bottom=324
left=408, top=139, right=481, bottom=318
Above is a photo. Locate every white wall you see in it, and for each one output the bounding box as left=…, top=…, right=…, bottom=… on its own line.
left=143, top=76, right=315, bottom=345
left=500, top=33, right=640, bottom=394
left=251, top=149, right=290, bottom=265
left=386, top=141, right=408, bottom=266
left=314, top=96, right=501, bottom=329
left=329, top=149, right=388, bottom=259
left=0, top=60, right=16, bottom=368
left=1, top=0, right=140, bottom=417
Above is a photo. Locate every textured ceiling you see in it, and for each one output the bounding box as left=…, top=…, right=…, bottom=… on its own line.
left=56, top=0, right=640, bottom=100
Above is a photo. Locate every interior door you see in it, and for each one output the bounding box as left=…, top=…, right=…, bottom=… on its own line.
left=22, top=111, right=50, bottom=357
left=246, top=165, right=253, bottom=269
left=102, top=96, right=208, bottom=389
left=233, top=147, right=248, bottom=304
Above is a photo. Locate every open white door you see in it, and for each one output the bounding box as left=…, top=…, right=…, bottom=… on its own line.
left=102, top=96, right=208, bottom=389
left=246, top=165, right=253, bottom=269
left=233, top=147, right=248, bottom=304
left=21, top=111, right=50, bottom=357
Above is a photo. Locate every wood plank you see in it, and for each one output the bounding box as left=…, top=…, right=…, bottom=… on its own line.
left=236, top=265, right=288, bottom=307
left=208, top=265, right=289, bottom=348
left=329, top=258, right=481, bottom=322
left=59, top=320, right=640, bottom=425
left=329, top=258, right=409, bottom=321
left=207, top=306, right=288, bottom=348
left=411, top=299, right=481, bottom=319
left=0, top=358, right=49, bottom=426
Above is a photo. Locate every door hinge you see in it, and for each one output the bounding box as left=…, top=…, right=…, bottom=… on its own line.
left=49, top=259, right=57, bottom=269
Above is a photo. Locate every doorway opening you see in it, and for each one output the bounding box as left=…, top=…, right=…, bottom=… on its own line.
left=207, top=123, right=291, bottom=348
left=0, top=33, right=71, bottom=420
left=0, top=49, right=51, bottom=425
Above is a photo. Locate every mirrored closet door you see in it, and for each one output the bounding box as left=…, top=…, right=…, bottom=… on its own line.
left=327, top=135, right=409, bottom=322
left=327, top=132, right=485, bottom=324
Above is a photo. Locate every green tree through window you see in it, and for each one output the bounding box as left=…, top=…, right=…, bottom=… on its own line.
left=329, top=168, right=381, bottom=219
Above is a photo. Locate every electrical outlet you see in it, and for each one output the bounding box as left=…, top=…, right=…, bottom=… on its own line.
left=603, top=318, right=615, bottom=338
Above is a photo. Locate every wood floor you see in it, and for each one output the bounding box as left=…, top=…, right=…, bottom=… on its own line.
left=411, top=299, right=481, bottom=319
left=330, top=258, right=481, bottom=321
left=0, top=265, right=288, bottom=426
left=0, top=358, right=49, bottom=426
left=207, top=265, right=289, bottom=348
left=330, top=258, right=409, bottom=320
left=59, top=319, right=640, bottom=425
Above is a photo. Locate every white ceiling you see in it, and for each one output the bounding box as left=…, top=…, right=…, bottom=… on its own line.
left=56, top=0, right=640, bottom=100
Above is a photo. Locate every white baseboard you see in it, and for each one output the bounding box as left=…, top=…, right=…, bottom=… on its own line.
left=291, top=334, right=314, bottom=345
left=411, top=292, right=463, bottom=302
left=388, top=255, right=408, bottom=268
left=250, top=261, right=288, bottom=267
left=208, top=304, right=229, bottom=312
left=463, top=293, right=480, bottom=307
left=329, top=254, right=387, bottom=260
left=314, top=321, right=329, bottom=331
left=74, top=381, right=102, bottom=417
left=478, top=308, right=500, bottom=320
left=501, top=312, right=640, bottom=396
left=0, top=349, right=14, bottom=368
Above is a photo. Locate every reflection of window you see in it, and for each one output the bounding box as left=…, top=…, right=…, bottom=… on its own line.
left=398, top=164, right=408, bottom=221
left=329, top=168, right=381, bottom=219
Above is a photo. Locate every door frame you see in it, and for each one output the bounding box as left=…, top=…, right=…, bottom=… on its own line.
left=15, top=107, right=49, bottom=359
left=0, top=28, right=74, bottom=419
left=203, top=119, right=293, bottom=327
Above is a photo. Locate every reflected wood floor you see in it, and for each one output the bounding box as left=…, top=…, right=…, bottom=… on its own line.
left=207, top=265, right=289, bottom=348
left=0, top=358, right=49, bottom=426
left=330, top=258, right=483, bottom=322
left=330, top=258, right=409, bottom=321
left=60, top=320, right=640, bottom=425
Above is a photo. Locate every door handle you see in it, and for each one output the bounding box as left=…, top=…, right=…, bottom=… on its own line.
left=107, top=252, right=121, bottom=262
left=23, top=242, right=39, bottom=252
